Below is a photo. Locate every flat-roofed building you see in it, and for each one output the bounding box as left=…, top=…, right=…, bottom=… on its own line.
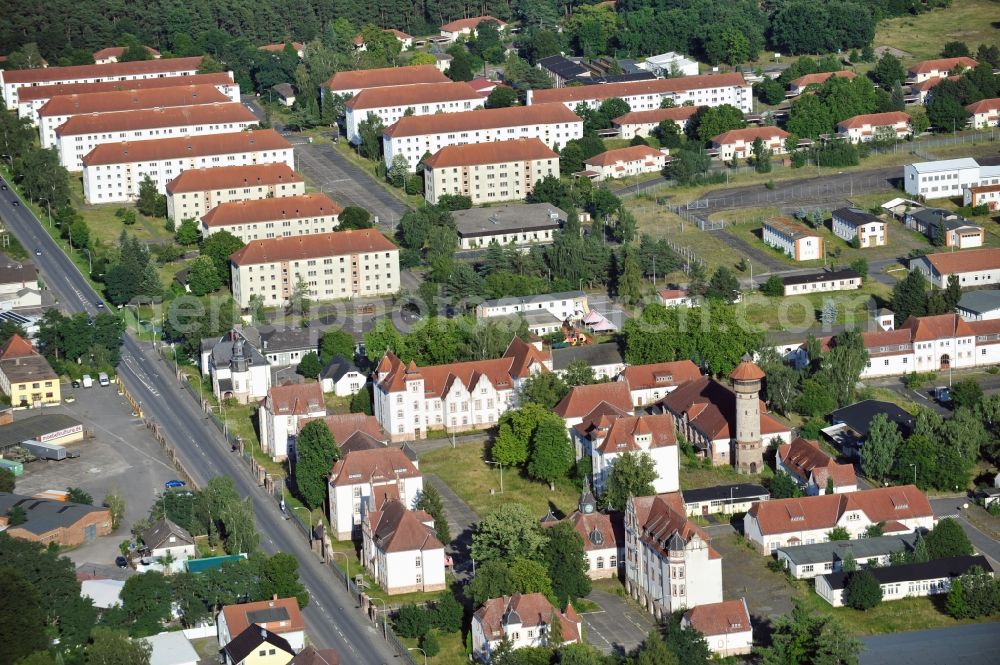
left=780, top=268, right=862, bottom=297
left=38, top=84, right=230, bottom=149
left=710, top=126, right=789, bottom=162
left=0, top=56, right=204, bottom=110
left=16, top=73, right=240, bottom=124
left=907, top=57, right=978, bottom=84
left=612, top=106, right=700, bottom=139
left=166, top=163, right=305, bottom=221
left=582, top=145, right=668, bottom=181
left=324, top=64, right=450, bottom=99
left=762, top=218, right=824, bottom=261
left=56, top=102, right=258, bottom=170
left=527, top=73, right=752, bottom=113
left=682, top=484, right=769, bottom=518
left=345, top=82, right=483, bottom=144
left=383, top=104, right=583, bottom=172
left=902, top=158, right=1000, bottom=199
left=230, top=229, right=399, bottom=308
left=966, top=97, right=1000, bottom=128
left=831, top=207, right=887, bottom=247
left=641, top=52, right=699, bottom=77
left=82, top=129, right=294, bottom=204
left=423, top=138, right=558, bottom=205
left=836, top=111, right=912, bottom=144
left=776, top=532, right=920, bottom=579
left=476, top=290, right=588, bottom=324
left=452, top=203, right=565, bottom=250
left=201, top=193, right=343, bottom=242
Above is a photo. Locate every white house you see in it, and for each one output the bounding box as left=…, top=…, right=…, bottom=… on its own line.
left=476, top=291, right=588, bottom=324
left=582, top=145, right=668, bottom=181
left=471, top=593, right=581, bottom=662
left=902, top=158, right=1000, bottom=200
left=657, top=288, right=696, bottom=308
left=345, top=82, right=483, bottom=144
left=912, top=247, right=1000, bottom=288
left=259, top=382, right=327, bottom=462
left=625, top=492, right=724, bottom=618
left=56, top=102, right=257, bottom=171
left=573, top=413, right=679, bottom=495
left=93, top=45, right=160, bottom=64
left=761, top=218, right=824, bottom=262
left=527, top=73, right=752, bottom=114
left=743, top=485, right=935, bottom=555
left=640, top=52, right=699, bottom=77
left=320, top=356, right=365, bottom=397
left=682, top=484, right=770, bottom=518
left=836, top=112, right=911, bottom=143
left=907, top=57, right=978, bottom=84
left=382, top=104, right=583, bottom=172
left=141, top=518, right=196, bottom=572
left=831, top=207, right=887, bottom=247
left=776, top=437, right=857, bottom=495
left=816, top=555, right=992, bottom=607
left=681, top=599, right=753, bottom=658
left=439, top=16, right=506, bottom=43
left=327, top=447, right=423, bottom=539
left=966, top=98, right=1000, bottom=128
left=965, top=183, right=1000, bottom=211
left=81, top=129, right=294, bottom=204
left=543, top=488, right=624, bottom=580
left=324, top=64, right=450, bottom=99
left=201, top=329, right=272, bottom=404
left=166, top=163, right=305, bottom=222
left=200, top=193, right=342, bottom=242
left=618, top=359, right=702, bottom=407
left=217, top=597, right=305, bottom=653
left=710, top=126, right=788, bottom=162
left=38, top=84, right=229, bottom=149
left=373, top=338, right=550, bottom=441
left=612, top=106, right=700, bottom=140
left=362, top=499, right=446, bottom=595
left=780, top=269, right=863, bottom=297
left=775, top=532, right=921, bottom=579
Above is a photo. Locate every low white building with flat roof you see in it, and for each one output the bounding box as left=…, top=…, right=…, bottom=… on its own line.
left=452, top=203, right=566, bottom=250
left=476, top=290, right=588, bottom=324
left=902, top=158, right=1000, bottom=200
left=640, top=52, right=699, bottom=77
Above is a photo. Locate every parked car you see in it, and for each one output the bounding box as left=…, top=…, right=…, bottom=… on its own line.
left=98, top=372, right=110, bottom=387
left=164, top=479, right=187, bottom=489
left=115, top=556, right=129, bottom=569
left=82, top=374, right=93, bottom=388
left=71, top=379, right=80, bottom=388
left=933, top=386, right=952, bottom=405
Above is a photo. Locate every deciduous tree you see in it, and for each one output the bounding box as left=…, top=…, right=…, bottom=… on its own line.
left=603, top=452, right=656, bottom=511
left=528, top=417, right=574, bottom=488
left=294, top=420, right=340, bottom=509
left=545, top=522, right=591, bottom=605
left=0, top=566, right=48, bottom=663
left=844, top=570, right=882, bottom=610
left=416, top=484, right=451, bottom=545
left=861, top=413, right=901, bottom=482
left=925, top=518, right=973, bottom=560
left=471, top=502, right=546, bottom=563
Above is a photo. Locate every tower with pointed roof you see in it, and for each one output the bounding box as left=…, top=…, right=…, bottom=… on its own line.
left=730, top=354, right=765, bottom=474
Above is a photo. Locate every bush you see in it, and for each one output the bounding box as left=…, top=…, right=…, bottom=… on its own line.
left=844, top=571, right=883, bottom=610
left=395, top=604, right=430, bottom=638
left=904, top=371, right=937, bottom=389
left=760, top=274, right=784, bottom=296
left=420, top=630, right=440, bottom=657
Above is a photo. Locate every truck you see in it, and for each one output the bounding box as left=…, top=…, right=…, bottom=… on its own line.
left=82, top=374, right=93, bottom=388
left=0, top=458, right=23, bottom=476
left=21, top=440, right=67, bottom=461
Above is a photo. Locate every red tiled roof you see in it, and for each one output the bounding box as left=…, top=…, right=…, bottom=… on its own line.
left=562, top=510, right=624, bottom=552
left=730, top=358, right=765, bottom=381
left=661, top=376, right=789, bottom=442
left=967, top=97, right=1000, bottom=114
left=613, top=106, right=701, bottom=126
left=920, top=247, right=1000, bottom=275
left=970, top=183, right=1000, bottom=195
left=658, top=288, right=689, bottom=300
left=788, top=70, right=855, bottom=89
left=288, top=647, right=340, bottom=665
left=16, top=73, right=236, bottom=102
left=910, top=76, right=959, bottom=92
left=266, top=382, right=325, bottom=416
left=259, top=42, right=305, bottom=53
left=325, top=65, right=450, bottom=93
left=166, top=163, right=302, bottom=194
left=591, top=414, right=676, bottom=454
left=777, top=437, right=855, bottom=489
left=711, top=126, right=789, bottom=146
left=746, top=485, right=932, bottom=535
left=440, top=16, right=505, bottom=32
left=620, top=360, right=701, bottom=391
left=366, top=500, right=442, bottom=553
left=530, top=73, right=748, bottom=105
left=55, top=102, right=256, bottom=136
left=908, top=57, right=978, bottom=75
left=346, top=81, right=481, bottom=110
left=230, top=229, right=396, bottom=265
left=299, top=413, right=385, bottom=445
left=2, top=56, right=203, bottom=85
left=329, top=447, right=420, bottom=485
left=584, top=145, right=664, bottom=167
left=683, top=599, right=751, bottom=637
left=387, top=29, right=413, bottom=40
left=473, top=593, right=580, bottom=644
left=384, top=103, right=581, bottom=138
left=221, top=597, right=304, bottom=638
left=39, top=84, right=228, bottom=118
left=423, top=138, right=557, bottom=168
left=553, top=382, right=633, bottom=419
left=633, top=491, right=720, bottom=560
left=900, top=313, right=974, bottom=341
left=837, top=111, right=911, bottom=130
left=764, top=216, right=819, bottom=240
left=82, top=129, right=290, bottom=167
left=92, top=46, right=160, bottom=60
left=0, top=334, right=37, bottom=359
left=202, top=194, right=343, bottom=228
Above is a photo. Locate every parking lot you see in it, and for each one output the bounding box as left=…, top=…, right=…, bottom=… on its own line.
left=12, top=381, right=182, bottom=567
left=582, top=588, right=656, bottom=656
left=711, top=529, right=796, bottom=620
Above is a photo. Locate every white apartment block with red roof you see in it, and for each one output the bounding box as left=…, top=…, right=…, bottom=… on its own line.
left=836, top=111, right=911, bottom=143
left=259, top=382, right=327, bottom=462
left=612, top=106, right=701, bottom=139
left=743, top=485, right=935, bottom=554
left=327, top=447, right=423, bottom=539
left=56, top=102, right=258, bottom=170
left=324, top=64, right=450, bottom=99
left=710, top=126, right=789, bottom=162
left=0, top=56, right=204, bottom=110
left=967, top=97, right=1000, bottom=128
left=625, top=492, right=724, bottom=618
left=166, top=163, right=305, bottom=221
left=200, top=193, right=343, bottom=242
left=423, top=138, right=559, bottom=205
left=81, top=129, right=294, bottom=204
left=907, top=57, right=978, bottom=84
left=527, top=73, right=752, bottom=113
left=344, top=82, right=484, bottom=145
left=374, top=338, right=551, bottom=441
left=362, top=499, right=446, bottom=594
left=439, top=16, right=506, bottom=43
left=382, top=104, right=583, bottom=172
left=229, top=230, right=400, bottom=308
left=582, top=145, right=668, bottom=181
left=38, top=84, right=229, bottom=149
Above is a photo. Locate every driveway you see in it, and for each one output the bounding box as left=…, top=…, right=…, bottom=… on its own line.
left=930, top=497, right=1000, bottom=564
left=711, top=530, right=795, bottom=619
left=424, top=472, right=479, bottom=581
left=861, top=623, right=1000, bottom=665
left=581, top=589, right=656, bottom=657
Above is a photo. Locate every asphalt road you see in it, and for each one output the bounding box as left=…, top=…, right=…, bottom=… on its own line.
left=930, top=497, right=1000, bottom=564
left=0, top=177, right=398, bottom=664
left=861, top=622, right=1000, bottom=665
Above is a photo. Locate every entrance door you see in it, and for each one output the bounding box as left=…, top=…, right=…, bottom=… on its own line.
left=940, top=354, right=951, bottom=370
left=702, top=504, right=709, bottom=517
left=84, top=524, right=97, bottom=542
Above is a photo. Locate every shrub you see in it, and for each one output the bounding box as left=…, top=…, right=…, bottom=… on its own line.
left=844, top=571, right=883, bottom=610
left=395, top=604, right=430, bottom=638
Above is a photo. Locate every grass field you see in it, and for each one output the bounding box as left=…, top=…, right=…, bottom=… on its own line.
left=629, top=199, right=745, bottom=277
left=873, top=0, right=1000, bottom=62
left=419, top=443, right=581, bottom=520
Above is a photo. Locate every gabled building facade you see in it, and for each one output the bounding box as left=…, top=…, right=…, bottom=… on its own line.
left=573, top=413, right=679, bottom=494
left=328, top=447, right=423, bottom=539
left=259, top=383, right=327, bottom=462
left=618, top=360, right=701, bottom=407
left=776, top=438, right=857, bottom=495
left=362, top=499, right=446, bottom=594
left=471, top=593, right=581, bottom=662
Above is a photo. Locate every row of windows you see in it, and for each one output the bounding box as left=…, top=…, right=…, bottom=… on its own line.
left=70, top=122, right=249, bottom=143
left=89, top=152, right=290, bottom=172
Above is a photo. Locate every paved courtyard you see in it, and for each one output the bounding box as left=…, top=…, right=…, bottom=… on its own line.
left=582, top=588, right=656, bottom=657
left=711, top=529, right=795, bottom=620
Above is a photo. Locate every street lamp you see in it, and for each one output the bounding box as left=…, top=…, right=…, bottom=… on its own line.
left=82, top=248, right=93, bottom=275
left=292, top=505, right=313, bottom=542
left=408, top=648, right=427, bottom=665
left=485, top=460, right=503, bottom=494
left=206, top=402, right=229, bottom=440
left=370, top=596, right=388, bottom=640
left=910, top=463, right=917, bottom=486
left=38, top=197, right=52, bottom=227
left=329, top=551, right=351, bottom=589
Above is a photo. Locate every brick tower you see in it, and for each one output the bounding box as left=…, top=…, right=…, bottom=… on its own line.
left=730, top=354, right=766, bottom=474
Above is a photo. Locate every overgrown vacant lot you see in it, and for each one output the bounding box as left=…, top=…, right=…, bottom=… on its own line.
left=873, top=0, right=1000, bottom=62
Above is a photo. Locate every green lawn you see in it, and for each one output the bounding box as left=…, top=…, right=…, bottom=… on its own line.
left=629, top=199, right=745, bottom=278
left=398, top=631, right=466, bottom=665
left=419, top=443, right=582, bottom=520
left=873, top=0, right=1000, bottom=62
left=740, top=281, right=892, bottom=332
left=679, top=459, right=773, bottom=491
